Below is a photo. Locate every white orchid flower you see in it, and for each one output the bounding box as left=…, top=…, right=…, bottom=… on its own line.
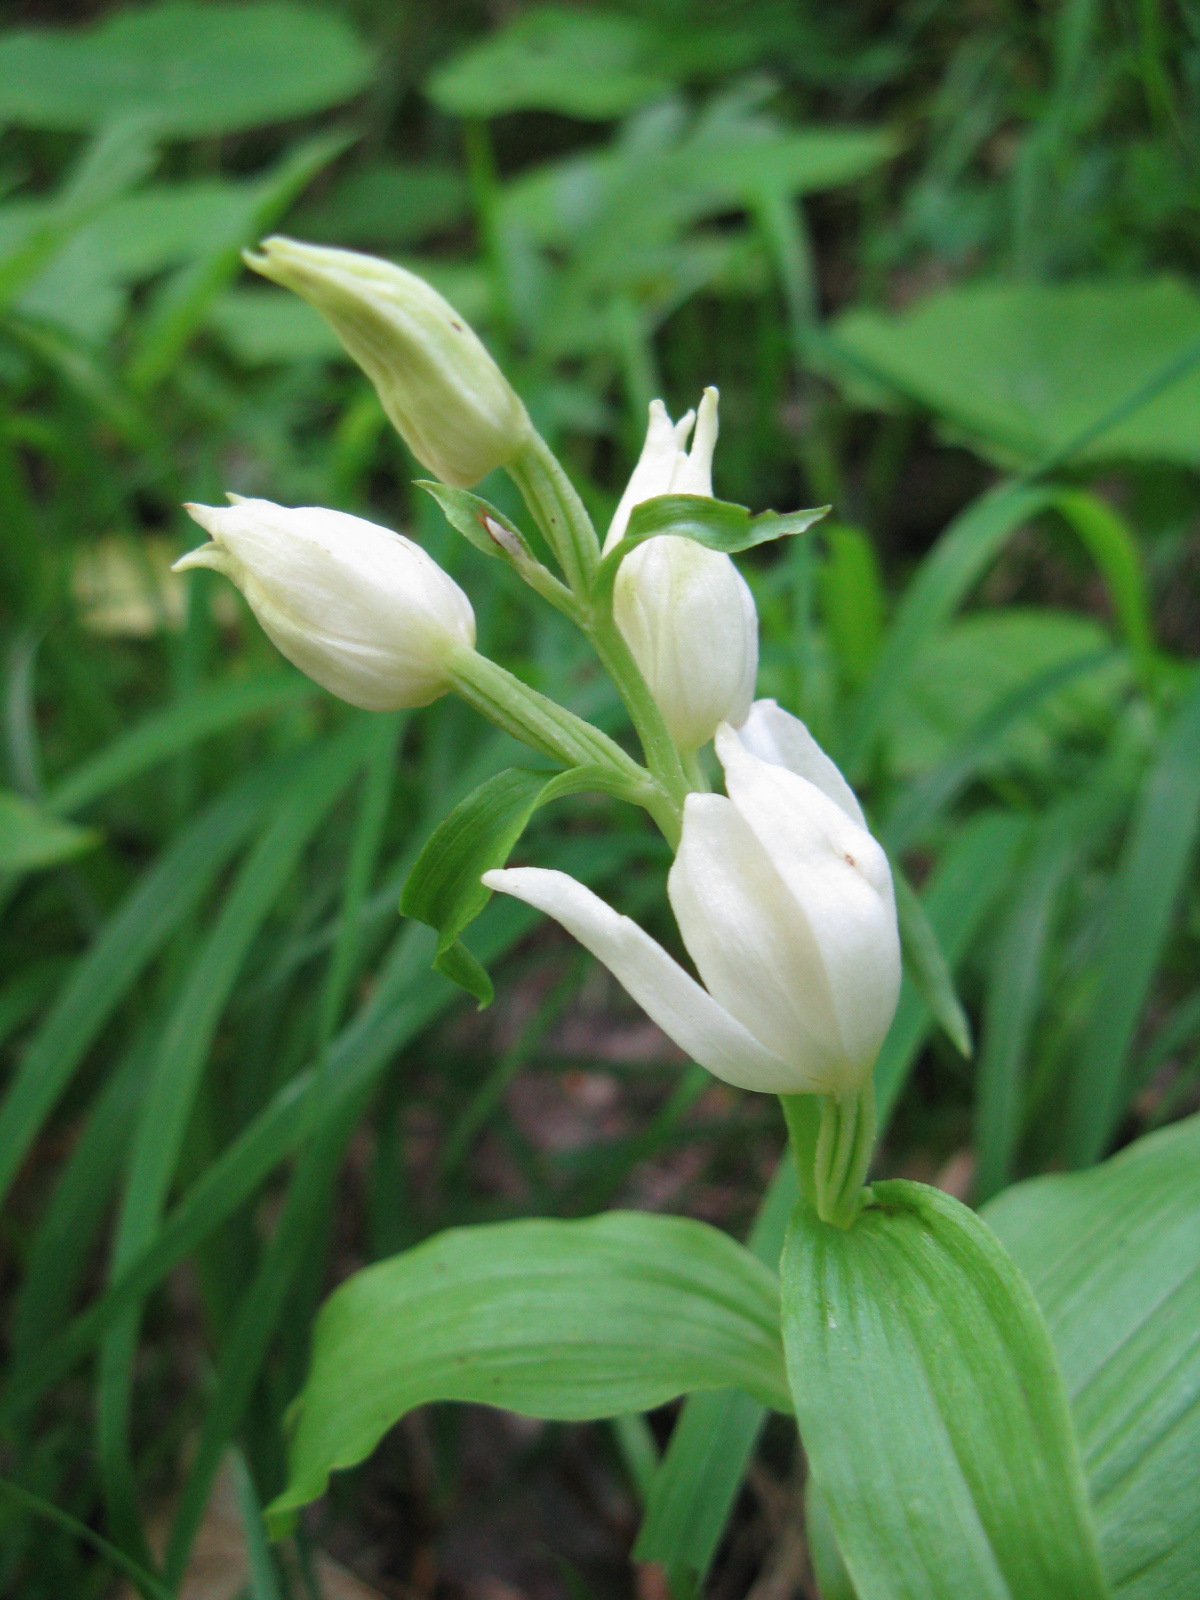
left=485, top=703, right=901, bottom=1096
left=176, top=497, right=476, bottom=711
left=606, top=389, right=758, bottom=752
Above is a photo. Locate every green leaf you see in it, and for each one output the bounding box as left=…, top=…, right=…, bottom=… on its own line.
left=0, top=3, right=374, bottom=135
left=0, top=835, right=644, bottom=1424
left=267, top=1211, right=790, bottom=1536
left=624, top=493, right=829, bottom=556
left=1065, top=672, right=1200, bottom=1165
left=417, top=481, right=540, bottom=573
left=426, top=7, right=670, bottom=120
left=781, top=1183, right=1107, bottom=1600
left=805, top=1479, right=857, bottom=1600
left=633, top=1160, right=798, bottom=1586
left=400, top=765, right=614, bottom=1004
left=126, top=129, right=350, bottom=393
left=841, top=482, right=1059, bottom=773
left=1049, top=489, right=1154, bottom=668
left=876, top=811, right=1029, bottom=1123
left=206, top=288, right=344, bottom=366
left=45, top=672, right=313, bottom=816
left=0, top=118, right=157, bottom=312
left=972, top=781, right=1130, bottom=1202
left=0, top=790, right=98, bottom=874
left=985, top=1115, right=1200, bottom=1600
left=293, top=160, right=469, bottom=249
left=817, top=522, right=885, bottom=690
left=892, top=862, right=972, bottom=1058
left=0, top=762, right=290, bottom=1210
left=830, top=278, right=1200, bottom=469
left=594, top=494, right=828, bottom=601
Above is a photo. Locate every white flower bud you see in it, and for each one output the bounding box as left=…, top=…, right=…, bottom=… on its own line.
left=607, top=389, right=758, bottom=752
left=246, top=237, right=532, bottom=488
left=175, top=498, right=475, bottom=711
left=484, top=706, right=900, bottom=1098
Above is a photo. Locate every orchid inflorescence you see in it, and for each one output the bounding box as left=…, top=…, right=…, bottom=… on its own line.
left=175, top=236, right=901, bottom=1226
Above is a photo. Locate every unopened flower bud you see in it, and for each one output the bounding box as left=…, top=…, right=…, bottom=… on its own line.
left=608, top=389, right=757, bottom=751
left=246, top=237, right=532, bottom=488
left=175, top=498, right=475, bottom=710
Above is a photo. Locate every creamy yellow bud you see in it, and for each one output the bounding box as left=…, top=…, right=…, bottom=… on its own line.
left=246, top=238, right=532, bottom=488
left=175, top=498, right=475, bottom=710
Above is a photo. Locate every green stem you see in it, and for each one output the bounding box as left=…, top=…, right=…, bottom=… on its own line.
left=780, top=1093, right=822, bottom=1212
left=588, top=613, right=691, bottom=814
left=447, top=647, right=682, bottom=846
left=782, top=1080, right=877, bottom=1229
left=508, top=431, right=600, bottom=597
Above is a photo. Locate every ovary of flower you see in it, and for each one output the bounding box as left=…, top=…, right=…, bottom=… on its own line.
left=606, top=389, right=758, bottom=752
left=175, top=497, right=476, bottom=711
left=484, top=704, right=901, bottom=1097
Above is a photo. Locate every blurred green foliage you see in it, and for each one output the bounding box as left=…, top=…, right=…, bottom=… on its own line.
left=1, top=1, right=1199, bottom=1596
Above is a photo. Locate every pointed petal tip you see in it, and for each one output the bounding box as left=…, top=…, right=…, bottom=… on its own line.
left=172, top=544, right=221, bottom=574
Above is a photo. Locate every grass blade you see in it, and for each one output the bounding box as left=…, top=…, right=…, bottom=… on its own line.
left=0, top=759, right=292, bottom=1209
left=1065, top=672, right=1200, bottom=1164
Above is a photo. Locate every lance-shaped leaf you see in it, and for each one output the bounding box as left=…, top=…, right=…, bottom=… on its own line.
left=0, top=790, right=99, bottom=876
left=781, top=1181, right=1106, bottom=1600
left=594, top=494, right=829, bottom=600
left=892, top=861, right=973, bottom=1058
left=400, top=765, right=616, bottom=1004
left=265, top=1211, right=791, bottom=1537
left=985, top=1113, right=1200, bottom=1600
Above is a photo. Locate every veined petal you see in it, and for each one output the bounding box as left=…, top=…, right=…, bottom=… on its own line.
left=482, top=867, right=799, bottom=1093
left=668, top=795, right=845, bottom=1091
left=714, top=730, right=901, bottom=1075
left=728, top=703, right=866, bottom=827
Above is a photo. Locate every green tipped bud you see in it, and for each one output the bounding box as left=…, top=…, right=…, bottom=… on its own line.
left=246, top=237, right=532, bottom=488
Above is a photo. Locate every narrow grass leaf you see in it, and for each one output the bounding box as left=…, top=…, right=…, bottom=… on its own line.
left=842, top=482, right=1058, bottom=773
left=892, top=862, right=972, bottom=1058
left=0, top=759, right=290, bottom=1209
left=1065, top=672, right=1200, bottom=1164
left=0, top=839, right=642, bottom=1422
left=877, top=812, right=1029, bottom=1123
left=0, top=789, right=98, bottom=873
left=96, top=722, right=371, bottom=1555
left=45, top=672, right=312, bottom=816
left=632, top=1161, right=799, bottom=1583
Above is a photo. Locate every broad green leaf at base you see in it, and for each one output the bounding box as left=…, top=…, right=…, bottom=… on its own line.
left=781, top=1181, right=1106, bottom=1600
left=267, top=1211, right=790, bottom=1537
left=985, top=1113, right=1200, bottom=1600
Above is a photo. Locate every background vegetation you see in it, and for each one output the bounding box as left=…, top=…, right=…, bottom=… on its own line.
left=1, top=1, right=1199, bottom=1596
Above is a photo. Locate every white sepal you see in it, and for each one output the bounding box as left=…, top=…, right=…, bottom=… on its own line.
left=176, top=497, right=475, bottom=711
left=481, top=867, right=799, bottom=1092
left=732, top=699, right=866, bottom=826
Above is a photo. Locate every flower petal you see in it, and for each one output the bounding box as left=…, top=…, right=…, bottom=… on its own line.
left=604, top=399, right=684, bottom=553
left=482, top=866, right=799, bottom=1092
left=668, top=795, right=844, bottom=1090
left=730, top=701, right=866, bottom=827
left=669, top=386, right=718, bottom=497
left=714, top=728, right=901, bottom=1075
